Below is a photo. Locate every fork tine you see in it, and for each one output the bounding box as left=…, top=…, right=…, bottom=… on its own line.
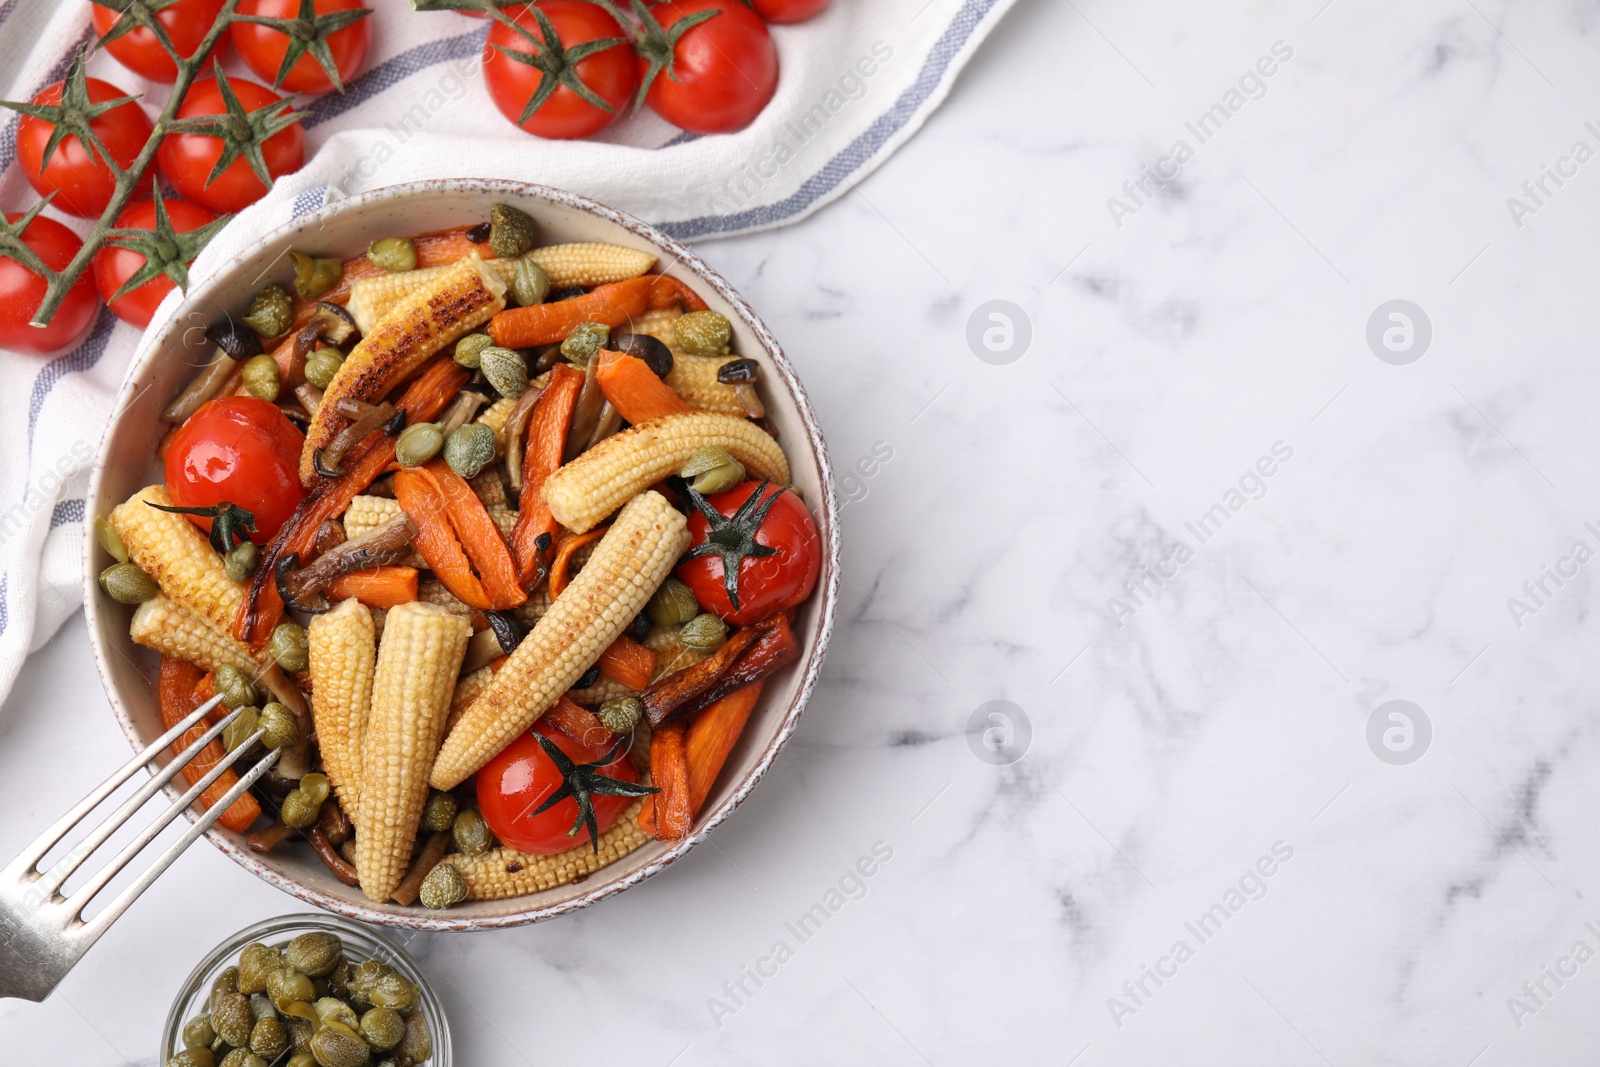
left=31, top=707, right=245, bottom=898
left=76, top=744, right=282, bottom=944
left=64, top=728, right=272, bottom=921
left=3, top=694, right=227, bottom=879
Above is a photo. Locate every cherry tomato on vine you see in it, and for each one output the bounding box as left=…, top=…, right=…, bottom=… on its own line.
left=165, top=396, right=307, bottom=543
left=157, top=75, right=305, bottom=214
left=677, top=480, right=820, bottom=625
left=637, top=0, right=777, bottom=134
left=0, top=213, right=99, bottom=356
left=93, top=198, right=220, bottom=328
left=483, top=1, right=637, bottom=140
left=231, top=0, right=373, bottom=95
left=478, top=722, right=644, bottom=855
left=91, top=0, right=227, bottom=83
left=748, top=0, right=830, bottom=23
left=15, top=77, right=153, bottom=219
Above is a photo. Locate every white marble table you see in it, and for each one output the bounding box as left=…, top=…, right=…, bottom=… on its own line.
left=9, top=0, right=1600, bottom=1061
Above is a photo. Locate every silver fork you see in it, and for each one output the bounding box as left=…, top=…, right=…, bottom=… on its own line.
left=0, top=694, right=281, bottom=1001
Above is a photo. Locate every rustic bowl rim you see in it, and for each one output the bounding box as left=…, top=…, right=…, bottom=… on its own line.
left=83, top=178, right=840, bottom=931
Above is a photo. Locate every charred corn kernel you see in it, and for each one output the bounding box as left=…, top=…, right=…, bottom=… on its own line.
left=341, top=495, right=403, bottom=539
left=644, top=624, right=707, bottom=679
left=308, top=598, right=376, bottom=824
left=110, top=485, right=243, bottom=636
left=129, top=595, right=259, bottom=674
left=306, top=257, right=507, bottom=484
left=447, top=666, right=495, bottom=733
left=475, top=396, right=518, bottom=447
left=442, top=801, right=651, bottom=900
left=666, top=355, right=746, bottom=417
left=469, top=468, right=508, bottom=507
left=569, top=675, right=637, bottom=705
left=430, top=492, right=690, bottom=789
left=542, top=413, right=789, bottom=534
left=358, top=602, right=471, bottom=902
left=528, top=242, right=656, bottom=288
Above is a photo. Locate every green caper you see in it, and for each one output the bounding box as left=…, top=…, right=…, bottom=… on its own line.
left=259, top=702, right=300, bottom=750
left=479, top=345, right=528, bottom=398
left=680, top=612, right=728, bottom=652
left=674, top=310, right=731, bottom=357
left=267, top=968, right=316, bottom=1013
left=211, top=992, right=253, bottom=1047
left=216, top=1049, right=249, bottom=1067
left=286, top=930, right=343, bottom=976
left=509, top=256, right=550, bottom=306
left=222, top=705, right=260, bottom=753
left=215, top=664, right=258, bottom=710
left=168, top=1050, right=216, bottom=1067
left=370, top=972, right=420, bottom=1013
left=183, top=1013, right=217, bottom=1048
left=314, top=996, right=359, bottom=1029
left=280, top=788, right=319, bottom=829
left=443, top=422, right=495, bottom=479
left=235, top=1057, right=268, bottom=1067
left=418, top=862, right=467, bottom=910
left=329, top=957, right=352, bottom=1001
left=488, top=202, right=537, bottom=258
left=689, top=460, right=744, bottom=494
left=560, top=321, right=609, bottom=367
left=269, top=621, right=310, bottom=673
left=420, top=790, right=457, bottom=832
left=302, top=773, right=331, bottom=803
left=596, top=695, right=644, bottom=734
left=310, top=1020, right=371, bottom=1067
left=241, top=353, right=282, bottom=401
left=648, top=577, right=700, bottom=627
left=243, top=284, right=293, bottom=339
left=289, top=250, right=342, bottom=300
left=250, top=1017, right=288, bottom=1060
left=95, top=515, right=128, bottom=562
left=360, top=1007, right=407, bottom=1051
left=345, top=960, right=390, bottom=1009
left=304, top=347, right=345, bottom=389
left=238, top=944, right=278, bottom=993
left=366, top=236, right=417, bottom=273
left=394, top=422, right=443, bottom=468
left=285, top=1018, right=315, bottom=1056
left=287, top=1054, right=316, bottom=1067
left=678, top=445, right=745, bottom=494
left=99, top=561, right=158, bottom=604
left=311, top=974, right=333, bottom=999
left=224, top=540, right=260, bottom=583
left=249, top=992, right=277, bottom=1022
left=281, top=1000, right=322, bottom=1032
left=454, top=332, right=493, bottom=369
left=398, top=1011, right=432, bottom=1061
left=210, top=966, right=240, bottom=1009
left=453, top=807, right=492, bottom=856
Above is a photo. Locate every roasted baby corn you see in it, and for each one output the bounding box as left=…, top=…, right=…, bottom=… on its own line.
left=346, top=493, right=516, bottom=551
left=441, top=800, right=651, bottom=900
left=308, top=598, right=376, bottom=824
left=357, top=601, right=471, bottom=902
left=430, top=491, right=690, bottom=788
left=130, top=594, right=260, bottom=674
left=303, top=256, right=507, bottom=485
left=666, top=355, right=745, bottom=417
left=111, top=485, right=243, bottom=636
left=447, top=665, right=494, bottom=733
left=542, top=412, right=790, bottom=533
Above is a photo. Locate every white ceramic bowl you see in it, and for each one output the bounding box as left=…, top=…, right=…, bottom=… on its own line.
left=85, top=179, right=839, bottom=930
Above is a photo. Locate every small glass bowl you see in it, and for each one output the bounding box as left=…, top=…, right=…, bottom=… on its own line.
left=159, top=912, right=451, bottom=1065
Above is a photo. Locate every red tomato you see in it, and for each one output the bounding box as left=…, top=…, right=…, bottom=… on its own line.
left=15, top=78, right=153, bottom=219
left=231, top=0, right=371, bottom=95
left=0, top=213, right=99, bottom=356
left=677, top=480, right=820, bottom=625
left=91, top=0, right=226, bottom=82
left=639, top=0, right=777, bottom=134
left=477, top=722, right=641, bottom=855
left=92, top=199, right=219, bottom=329
left=165, top=396, right=307, bottom=543
left=749, top=0, right=829, bottom=22
left=483, top=1, right=636, bottom=140
left=157, top=76, right=305, bottom=214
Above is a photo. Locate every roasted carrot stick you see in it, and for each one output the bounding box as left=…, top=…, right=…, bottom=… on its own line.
left=191, top=672, right=225, bottom=724
left=544, top=696, right=613, bottom=751
left=158, top=656, right=261, bottom=834
left=686, top=681, right=764, bottom=813
left=327, top=566, right=419, bottom=608
left=681, top=615, right=798, bottom=720
left=419, top=459, right=524, bottom=607
left=594, top=350, right=690, bottom=424
left=641, top=721, right=692, bottom=840
left=392, top=462, right=523, bottom=610
left=394, top=469, right=498, bottom=611
left=488, top=274, right=708, bottom=349
left=547, top=526, right=608, bottom=600
left=599, top=633, right=656, bottom=691
left=510, top=363, right=584, bottom=584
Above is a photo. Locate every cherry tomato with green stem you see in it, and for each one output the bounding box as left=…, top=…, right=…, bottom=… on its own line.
left=91, top=0, right=227, bottom=83
left=0, top=211, right=100, bottom=356
left=14, top=76, right=153, bottom=218
left=635, top=0, right=778, bottom=134
left=483, top=1, right=637, bottom=140
left=164, top=396, right=308, bottom=542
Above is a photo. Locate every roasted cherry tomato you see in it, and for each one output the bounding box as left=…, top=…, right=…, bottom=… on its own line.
left=91, top=0, right=227, bottom=82
left=483, top=1, right=636, bottom=140
left=165, top=396, right=307, bottom=543
left=15, top=77, right=154, bottom=218
left=748, top=0, right=830, bottom=22
left=156, top=76, right=305, bottom=214
left=231, top=0, right=372, bottom=95
left=677, top=480, right=820, bottom=625
left=0, top=213, right=99, bottom=356
left=477, top=721, right=642, bottom=855
left=638, top=0, right=777, bottom=134
left=93, top=198, right=219, bottom=328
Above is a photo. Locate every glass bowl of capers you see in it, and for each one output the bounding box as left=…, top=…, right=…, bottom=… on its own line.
left=161, top=913, right=450, bottom=1067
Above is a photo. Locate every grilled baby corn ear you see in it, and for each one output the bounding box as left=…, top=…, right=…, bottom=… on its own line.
left=441, top=800, right=651, bottom=900
left=430, top=491, right=689, bottom=789
left=303, top=256, right=506, bottom=486
left=357, top=601, right=471, bottom=903
left=308, top=598, right=376, bottom=824
left=542, top=412, right=789, bottom=534
left=111, top=485, right=243, bottom=636
left=665, top=355, right=745, bottom=417
left=130, top=594, right=260, bottom=675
